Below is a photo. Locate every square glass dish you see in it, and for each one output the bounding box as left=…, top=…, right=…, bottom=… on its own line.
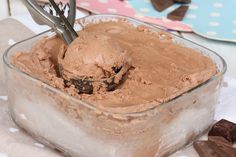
left=3, top=15, right=226, bottom=157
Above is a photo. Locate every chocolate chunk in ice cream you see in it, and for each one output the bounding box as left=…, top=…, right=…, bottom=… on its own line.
left=208, top=119, right=236, bottom=143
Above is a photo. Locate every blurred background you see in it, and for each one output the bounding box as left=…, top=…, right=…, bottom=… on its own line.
left=0, top=0, right=27, bottom=20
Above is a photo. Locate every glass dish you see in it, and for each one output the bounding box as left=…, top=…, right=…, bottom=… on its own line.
left=3, top=14, right=226, bottom=157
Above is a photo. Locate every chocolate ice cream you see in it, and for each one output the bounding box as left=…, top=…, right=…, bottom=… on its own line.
left=12, top=20, right=217, bottom=113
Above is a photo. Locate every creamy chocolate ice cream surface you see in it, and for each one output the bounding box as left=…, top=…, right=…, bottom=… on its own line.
left=12, top=20, right=217, bottom=113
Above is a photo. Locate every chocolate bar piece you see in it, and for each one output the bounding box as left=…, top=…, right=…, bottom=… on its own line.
left=193, top=141, right=225, bottom=157
left=167, top=5, right=189, bottom=21
left=193, top=141, right=213, bottom=157
left=194, top=140, right=236, bottom=157
left=174, top=0, right=191, bottom=4
left=209, top=136, right=236, bottom=157
left=208, top=136, right=232, bottom=147
left=208, top=119, right=236, bottom=143
left=230, top=125, right=236, bottom=142
left=151, top=0, right=174, bottom=12
left=194, top=119, right=236, bottom=157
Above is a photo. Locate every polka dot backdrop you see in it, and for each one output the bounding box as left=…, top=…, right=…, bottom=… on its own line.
left=74, top=0, right=192, bottom=32
left=129, top=0, right=236, bottom=42
left=73, top=0, right=236, bottom=42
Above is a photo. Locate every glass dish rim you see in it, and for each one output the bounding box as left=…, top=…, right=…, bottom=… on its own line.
left=3, top=14, right=227, bottom=117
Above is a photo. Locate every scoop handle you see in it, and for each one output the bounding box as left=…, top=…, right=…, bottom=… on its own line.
left=22, top=0, right=77, bottom=44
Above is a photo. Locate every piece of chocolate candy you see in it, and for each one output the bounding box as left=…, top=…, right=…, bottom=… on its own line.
left=174, top=0, right=191, bottom=4
left=194, top=119, right=236, bottom=157
left=208, top=119, right=236, bottom=143
left=167, top=5, right=189, bottom=21
left=71, top=78, right=93, bottom=94
left=194, top=140, right=236, bottom=157
left=230, top=125, right=236, bottom=142
left=209, top=136, right=236, bottom=157
left=193, top=141, right=225, bottom=157
left=208, top=136, right=232, bottom=147
left=151, top=0, right=175, bottom=12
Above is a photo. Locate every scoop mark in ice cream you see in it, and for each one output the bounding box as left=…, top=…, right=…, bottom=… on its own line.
left=57, top=30, right=133, bottom=94
left=12, top=20, right=217, bottom=113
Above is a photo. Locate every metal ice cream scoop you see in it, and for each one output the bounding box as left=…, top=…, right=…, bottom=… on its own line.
left=23, top=0, right=130, bottom=94
left=22, top=0, right=78, bottom=44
